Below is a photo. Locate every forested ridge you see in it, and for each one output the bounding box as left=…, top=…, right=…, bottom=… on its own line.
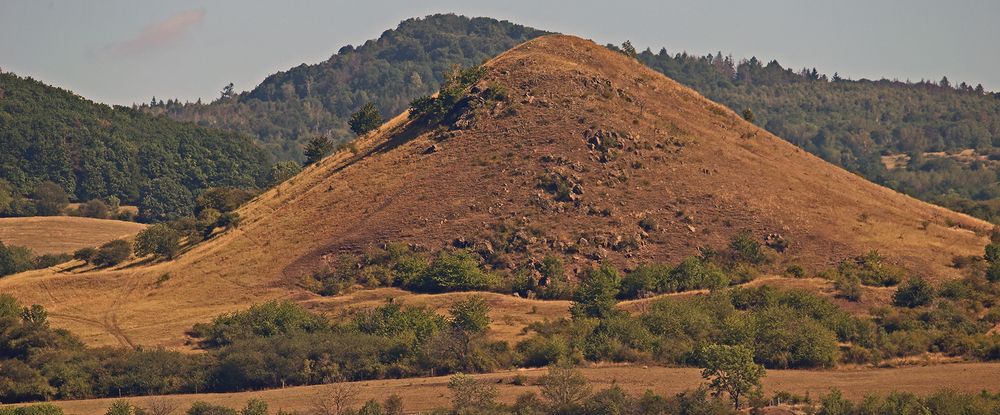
left=142, top=14, right=548, bottom=161
left=0, top=71, right=270, bottom=221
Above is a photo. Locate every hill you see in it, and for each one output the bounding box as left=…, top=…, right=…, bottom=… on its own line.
left=0, top=34, right=989, bottom=349
left=0, top=216, right=145, bottom=255
left=143, top=14, right=548, bottom=161
left=145, top=15, right=1000, bottom=223
left=0, top=71, right=270, bottom=222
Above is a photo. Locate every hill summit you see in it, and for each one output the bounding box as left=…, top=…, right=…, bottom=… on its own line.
left=3, top=35, right=989, bottom=348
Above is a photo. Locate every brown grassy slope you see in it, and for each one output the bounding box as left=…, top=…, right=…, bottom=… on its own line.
left=0, top=34, right=989, bottom=349
left=17, top=363, right=1000, bottom=415
left=0, top=217, right=145, bottom=254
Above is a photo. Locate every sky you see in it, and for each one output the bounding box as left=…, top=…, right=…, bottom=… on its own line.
left=1, top=0, right=998, bottom=106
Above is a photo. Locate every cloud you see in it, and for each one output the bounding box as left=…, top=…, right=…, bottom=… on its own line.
left=106, top=8, right=206, bottom=57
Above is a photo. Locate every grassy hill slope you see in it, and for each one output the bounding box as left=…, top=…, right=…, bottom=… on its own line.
left=0, top=35, right=989, bottom=349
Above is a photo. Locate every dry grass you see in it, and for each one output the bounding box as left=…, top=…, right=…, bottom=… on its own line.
left=13, top=363, right=1000, bottom=415
left=0, top=216, right=145, bottom=254
left=0, top=34, right=990, bottom=350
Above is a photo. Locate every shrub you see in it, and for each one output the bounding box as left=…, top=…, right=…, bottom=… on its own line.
left=893, top=277, right=935, bottom=308
left=73, top=247, right=98, bottom=263
left=840, top=250, right=905, bottom=286
left=728, top=230, right=766, bottom=265
left=540, top=365, right=592, bottom=413
left=92, top=239, right=132, bottom=267
left=78, top=199, right=111, bottom=219
left=448, top=374, right=498, bottom=413
left=409, top=250, right=496, bottom=293
left=834, top=275, right=863, bottom=302
left=0, top=242, right=35, bottom=276
left=785, top=264, right=805, bottom=277
left=349, top=102, right=383, bottom=136
left=186, top=402, right=236, bottom=415
left=134, top=224, right=181, bottom=259
left=33, top=253, right=71, bottom=269
left=190, top=300, right=329, bottom=347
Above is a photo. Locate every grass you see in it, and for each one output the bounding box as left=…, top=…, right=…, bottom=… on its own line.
left=0, top=216, right=145, bottom=254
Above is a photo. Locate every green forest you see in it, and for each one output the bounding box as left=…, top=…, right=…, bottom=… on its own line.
left=142, top=14, right=548, bottom=161
left=0, top=72, right=270, bottom=222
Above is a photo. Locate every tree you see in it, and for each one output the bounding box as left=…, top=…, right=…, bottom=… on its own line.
left=105, top=400, right=137, bottom=415
left=134, top=224, right=181, bottom=259
left=448, top=374, right=498, bottom=413
left=268, top=161, right=302, bottom=185
left=239, top=399, right=267, bottom=415
left=92, top=240, right=131, bottom=267
left=570, top=264, right=621, bottom=319
left=892, top=276, right=934, bottom=308
left=540, top=365, right=591, bottom=414
left=620, top=40, right=637, bottom=59
left=349, top=103, right=383, bottom=136
left=138, top=178, right=195, bottom=223
left=449, top=296, right=490, bottom=334
left=699, top=344, right=765, bottom=410
left=304, top=136, right=334, bottom=165
left=220, top=83, right=235, bottom=99
left=741, top=108, right=755, bottom=123
left=33, top=181, right=69, bottom=216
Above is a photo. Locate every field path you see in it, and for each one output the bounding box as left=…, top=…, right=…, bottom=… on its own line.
left=12, top=362, right=1000, bottom=415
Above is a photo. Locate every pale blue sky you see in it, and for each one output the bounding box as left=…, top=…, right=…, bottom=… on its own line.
left=1, top=0, right=997, bottom=105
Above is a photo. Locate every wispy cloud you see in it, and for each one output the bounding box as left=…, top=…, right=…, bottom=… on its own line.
left=106, top=8, right=206, bottom=57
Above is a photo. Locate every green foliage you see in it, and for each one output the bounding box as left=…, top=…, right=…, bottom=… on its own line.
left=196, top=187, right=254, bottom=214
left=571, top=264, right=622, bottom=319
left=134, top=224, right=181, bottom=259
left=138, top=178, right=195, bottom=223
left=892, top=277, right=935, bottom=308
left=818, top=389, right=854, bottom=415
left=0, top=72, right=268, bottom=218
left=267, top=161, right=302, bottom=185
left=303, top=136, right=334, bottom=165
left=699, top=344, right=765, bottom=409
left=352, top=301, right=445, bottom=345
left=32, top=181, right=69, bottom=216
left=838, top=250, right=905, bottom=286
left=350, top=102, right=383, bottom=136
left=144, top=15, right=545, bottom=162
left=449, top=296, right=491, bottom=334
left=186, top=402, right=236, bottom=415
left=408, top=65, right=486, bottom=123
left=92, top=239, right=132, bottom=267
left=727, top=231, right=766, bottom=265
left=741, top=108, right=755, bottom=123
left=73, top=247, right=98, bottom=263
left=240, top=399, right=267, bottom=415
left=190, top=300, right=330, bottom=347
left=105, top=400, right=137, bottom=415
left=0, top=242, right=34, bottom=276
left=834, top=274, right=863, bottom=302
left=619, top=41, right=637, bottom=59
left=410, top=250, right=497, bottom=293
